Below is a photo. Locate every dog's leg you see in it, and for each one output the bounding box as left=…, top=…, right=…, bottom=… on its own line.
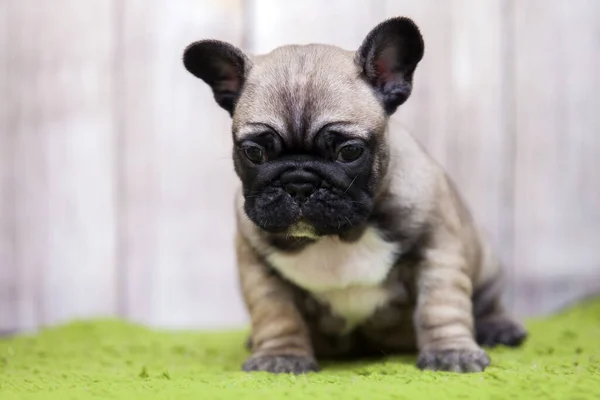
left=413, top=239, right=491, bottom=373
left=472, top=277, right=528, bottom=348
left=236, top=234, right=318, bottom=374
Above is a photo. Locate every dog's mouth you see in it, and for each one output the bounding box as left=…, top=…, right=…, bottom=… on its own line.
left=243, top=184, right=373, bottom=237
left=286, top=219, right=320, bottom=239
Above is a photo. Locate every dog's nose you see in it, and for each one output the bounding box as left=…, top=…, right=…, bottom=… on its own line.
left=284, top=182, right=316, bottom=201
left=281, top=170, right=319, bottom=202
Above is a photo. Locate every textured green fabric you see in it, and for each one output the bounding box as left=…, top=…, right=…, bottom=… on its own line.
left=1, top=298, right=599, bottom=400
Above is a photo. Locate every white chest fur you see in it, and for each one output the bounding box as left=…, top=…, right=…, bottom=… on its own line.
left=267, top=228, right=398, bottom=327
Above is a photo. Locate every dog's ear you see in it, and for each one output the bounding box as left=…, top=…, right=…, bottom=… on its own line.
left=356, top=17, right=425, bottom=115
left=183, top=40, right=251, bottom=116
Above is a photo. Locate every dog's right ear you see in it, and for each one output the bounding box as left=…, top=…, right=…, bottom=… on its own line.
left=356, top=17, right=425, bottom=115
left=183, top=40, right=251, bottom=116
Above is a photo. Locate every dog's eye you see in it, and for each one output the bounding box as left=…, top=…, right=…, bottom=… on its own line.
left=244, top=146, right=265, bottom=164
left=337, top=144, right=364, bottom=162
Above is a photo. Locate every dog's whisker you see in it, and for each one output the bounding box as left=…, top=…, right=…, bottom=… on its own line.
left=344, top=174, right=359, bottom=194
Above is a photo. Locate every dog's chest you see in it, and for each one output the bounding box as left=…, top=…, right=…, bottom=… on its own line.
left=267, top=228, right=398, bottom=326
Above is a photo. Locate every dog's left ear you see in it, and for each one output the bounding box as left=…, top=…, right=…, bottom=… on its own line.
left=356, top=17, right=425, bottom=115
left=183, top=40, right=251, bottom=116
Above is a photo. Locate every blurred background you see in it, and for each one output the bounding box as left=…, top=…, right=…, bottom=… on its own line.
left=0, top=0, right=599, bottom=335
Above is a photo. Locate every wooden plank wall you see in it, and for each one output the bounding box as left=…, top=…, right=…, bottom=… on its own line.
left=512, top=0, right=600, bottom=315
left=2, top=1, right=119, bottom=332
left=117, top=0, right=247, bottom=329
left=0, top=0, right=13, bottom=334
left=0, top=0, right=599, bottom=333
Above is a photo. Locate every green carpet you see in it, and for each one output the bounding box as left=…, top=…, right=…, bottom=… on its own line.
left=1, top=299, right=599, bottom=400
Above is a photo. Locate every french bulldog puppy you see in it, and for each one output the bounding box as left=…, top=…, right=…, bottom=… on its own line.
left=182, top=16, right=527, bottom=374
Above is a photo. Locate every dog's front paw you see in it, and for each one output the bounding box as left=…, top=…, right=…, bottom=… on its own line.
left=242, top=354, right=319, bottom=374
left=417, top=348, right=490, bottom=373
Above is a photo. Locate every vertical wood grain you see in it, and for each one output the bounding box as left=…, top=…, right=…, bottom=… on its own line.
left=1, top=0, right=599, bottom=332
left=115, top=0, right=156, bottom=325
left=119, top=0, right=247, bottom=329
left=3, top=0, right=44, bottom=332
left=513, top=0, right=600, bottom=313
left=0, top=0, right=17, bottom=333
left=246, top=0, right=384, bottom=54
left=6, top=1, right=118, bottom=328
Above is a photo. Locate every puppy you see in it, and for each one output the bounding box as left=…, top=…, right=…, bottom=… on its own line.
left=182, top=16, right=527, bottom=374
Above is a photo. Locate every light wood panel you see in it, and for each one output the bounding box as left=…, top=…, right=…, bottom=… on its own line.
left=118, top=0, right=247, bottom=329
left=246, top=0, right=384, bottom=54
left=0, top=0, right=17, bottom=334
left=513, top=0, right=600, bottom=313
left=1, top=0, right=599, bottom=332
left=6, top=1, right=118, bottom=329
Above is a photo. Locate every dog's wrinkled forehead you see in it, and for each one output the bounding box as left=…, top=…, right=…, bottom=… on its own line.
left=232, top=44, right=386, bottom=142
left=183, top=16, right=425, bottom=137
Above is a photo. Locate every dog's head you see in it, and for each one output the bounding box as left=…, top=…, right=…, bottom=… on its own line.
left=183, top=17, right=424, bottom=239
